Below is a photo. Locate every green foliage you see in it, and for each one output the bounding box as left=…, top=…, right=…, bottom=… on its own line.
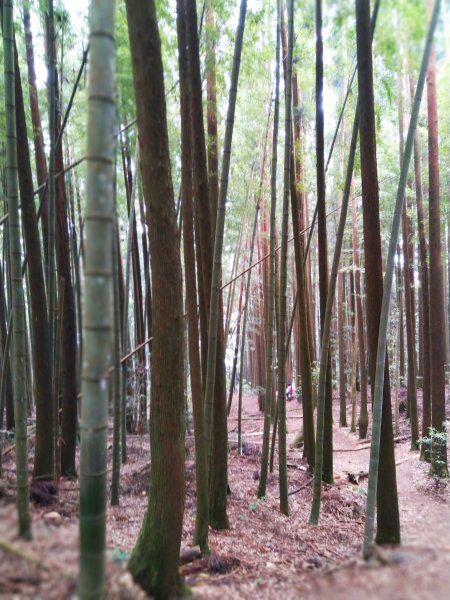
left=310, top=362, right=320, bottom=388
left=110, top=548, right=130, bottom=564
left=418, top=424, right=449, bottom=479
left=248, top=496, right=265, bottom=512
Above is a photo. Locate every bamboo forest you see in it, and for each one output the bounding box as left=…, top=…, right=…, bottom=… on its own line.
left=0, top=0, right=450, bottom=598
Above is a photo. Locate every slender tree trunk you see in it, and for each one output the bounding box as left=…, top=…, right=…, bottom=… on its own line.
left=397, top=73, right=419, bottom=446
left=203, top=0, right=247, bottom=529
left=46, top=2, right=57, bottom=411
left=338, top=270, right=347, bottom=427
left=123, top=134, right=146, bottom=432
left=3, top=0, right=31, bottom=540
left=23, top=0, right=49, bottom=266
left=176, top=0, right=209, bottom=552
left=54, top=86, right=78, bottom=478
left=290, top=152, right=315, bottom=469
left=315, top=0, right=333, bottom=484
left=259, top=0, right=280, bottom=497
left=362, top=0, right=441, bottom=554
left=349, top=270, right=358, bottom=433
left=111, top=207, right=122, bottom=507
left=205, top=0, right=219, bottom=220
left=13, top=36, right=53, bottom=482
left=286, top=24, right=315, bottom=469
left=0, top=259, right=13, bottom=430
left=426, top=5, right=448, bottom=476
left=237, top=204, right=260, bottom=453
left=276, top=0, right=293, bottom=516
left=352, top=192, right=368, bottom=438
left=227, top=274, right=244, bottom=415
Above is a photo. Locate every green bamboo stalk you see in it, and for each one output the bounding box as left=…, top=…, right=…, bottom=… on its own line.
left=79, top=0, right=116, bottom=596
left=111, top=196, right=121, bottom=507
left=204, top=0, right=247, bottom=468
left=277, top=0, right=294, bottom=516
left=363, top=0, right=441, bottom=558
left=3, top=0, right=31, bottom=540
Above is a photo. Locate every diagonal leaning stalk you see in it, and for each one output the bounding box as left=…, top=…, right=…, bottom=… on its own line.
left=363, top=0, right=441, bottom=557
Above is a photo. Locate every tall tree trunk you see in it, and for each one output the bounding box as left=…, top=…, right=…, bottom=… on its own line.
left=227, top=274, right=244, bottom=414
left=315, top=0, right=333, bottom=484
left=203, top=0, right=247, bottom=529
left=362, top=0, right=441, bottom=554
left=78, top=1, right=116, bottom=595
left=125, top=1, right=186, bottom=596
left=23, top=0, right=49, bottom=266
left=276, top=0, right=293, bottom=516
left=0, top=259, right=13, bottom=430
left=123, top=134, right=146, bottom=432
left=352, top=192, right=368, bottom=438
left=426, top=1, right=448, bottom=476
left=46, top=2, right=57, bottom=404
left=259, top=0, right=280, bottom=497
left=355, top=0, right=399, bottom=546
left=3, top=0, right=31, bottom=539
left=13, top=35, right=53, bottom=482
left=205, top=0, right=219, bottom=220
left=176, top=0, right=209, bottom=552
left=349, top=270, right=358, bottom=432
left=397, top=73, right=419, bottom=446
left=338, top=269, right=346, bottom=427
left=237, top=204, right=260, bottom=453
left=54, top=71, right=78, bottom=479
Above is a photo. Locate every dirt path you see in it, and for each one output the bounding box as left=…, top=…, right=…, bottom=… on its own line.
left=306, top=422, right=450, bottom=600
left=0, top=393, right=449, bottom=598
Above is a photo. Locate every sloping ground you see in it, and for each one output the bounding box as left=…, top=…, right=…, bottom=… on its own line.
left=305, top=426, right=450, bottom=600
left=0, top=391, right=448, bottom=598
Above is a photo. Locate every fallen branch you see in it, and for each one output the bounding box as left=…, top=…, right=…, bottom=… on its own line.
left=394, top=434, right=411, bottom=443
left=0, top=539, right=49, bottom=571
left=347, top=457, right=411, bottom=483
left=287, top=477, right=313, bottom=496
left=1, top=444, right=14, bottom=457
left=334, top=445, right=371, bottom=453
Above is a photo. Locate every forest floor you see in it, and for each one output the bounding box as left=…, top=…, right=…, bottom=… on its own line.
left=0, top=389, right=449, bottom=599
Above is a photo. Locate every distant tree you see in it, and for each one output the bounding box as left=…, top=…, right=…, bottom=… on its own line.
left=259, top=0, right=280, bottom=498
left=203, top=0, right=247, bottom=529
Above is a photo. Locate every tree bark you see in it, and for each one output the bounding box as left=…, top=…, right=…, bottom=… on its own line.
left=176, top=0, right=209, bottom=552
left=356, top=0, right=400, bottom=545
left=2, top=0, right=31, bottom=539
left=125, top=1, right=186, bottom=596
left=351, top=192, right=368, bottom=438
left=315, top=0, right=333, bottom=484
left=426, top=18, right=448, bottom=476
left=13, top=36, right=53, bottom=482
